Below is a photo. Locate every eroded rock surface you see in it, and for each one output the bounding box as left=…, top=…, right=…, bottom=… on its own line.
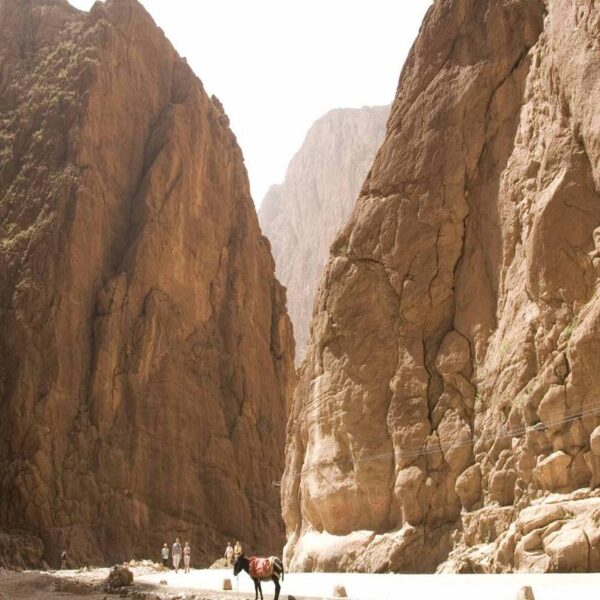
left=283, top=0, right=600, bottom=573
left=0, top=0, right=294, bottom=568
left=259, top=106, right=388, bottom=363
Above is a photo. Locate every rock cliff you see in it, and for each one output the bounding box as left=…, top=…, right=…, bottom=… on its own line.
left=0, top=0, right=294, bottom=568
left=259, top=106, right=388, bottom=363
left=282, top=0, right=600, bottom=573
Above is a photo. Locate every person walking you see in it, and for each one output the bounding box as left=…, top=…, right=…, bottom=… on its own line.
left=234, top=540, right=243, bottom=559
left=61, top=549, right=68, bottom=570
left=172, top=538, right=182, bottom=573
left=224, top=541, right=234, bottom=566
left=161, top=543, right=169, bottom=569
left=183, top=542, right=191, bottom=573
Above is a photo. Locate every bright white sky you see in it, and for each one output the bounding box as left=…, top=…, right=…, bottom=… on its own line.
left=68, top=0, right=432, bottom=205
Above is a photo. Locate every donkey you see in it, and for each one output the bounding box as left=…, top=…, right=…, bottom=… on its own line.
left=233, top=554, right=284, bottom=600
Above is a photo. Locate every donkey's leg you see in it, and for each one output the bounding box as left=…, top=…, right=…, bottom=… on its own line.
left=253, top=578, right=259, bottom=600
left=272, top=575, right=281, bottom=600
left=257, top=579, right=263, bottom=600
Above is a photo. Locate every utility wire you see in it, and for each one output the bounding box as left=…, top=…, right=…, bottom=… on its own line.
left=273, top=400, right=600, bottom=486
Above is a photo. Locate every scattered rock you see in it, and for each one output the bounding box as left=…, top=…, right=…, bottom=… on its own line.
left=516, top=586, right=535, bottom=600
left=333, top=585, right=348, bottom=598
left=222, top=578, right=232, bottom=590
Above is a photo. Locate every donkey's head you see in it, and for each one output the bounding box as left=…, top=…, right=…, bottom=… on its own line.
left=233, top=554, right=247, bottom=576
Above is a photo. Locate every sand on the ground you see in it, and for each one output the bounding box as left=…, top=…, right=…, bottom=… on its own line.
left=4, top=565, right=600, bottom=600
left=136, top=568, right=600, bottom=600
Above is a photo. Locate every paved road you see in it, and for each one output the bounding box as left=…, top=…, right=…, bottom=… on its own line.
left=136, top=569, right=600, bottom=600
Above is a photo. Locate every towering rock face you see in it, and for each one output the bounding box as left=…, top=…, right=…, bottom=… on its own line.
left=0, top=0, right=294, bottom=568
left=259, top=106, right=388, bottom=363
left=283, top=0, right=600, bottom=573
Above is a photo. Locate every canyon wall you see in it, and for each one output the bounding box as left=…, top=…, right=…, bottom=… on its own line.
left=283, top=0, right=600, bottom=573
left=0, top=0, right=294, bottom=568
left=259, top=106, right=388, bottom=363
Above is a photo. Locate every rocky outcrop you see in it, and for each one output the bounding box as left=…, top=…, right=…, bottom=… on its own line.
left=259, top=106, right=388, bottom=363
left=282, top=0, right=600, bottom=573
left=0, top=0, right=294, bottom=568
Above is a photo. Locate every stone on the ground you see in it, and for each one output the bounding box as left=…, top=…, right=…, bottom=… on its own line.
left=516, top=586, right=535, bottom=600
left=222, top=578, right=232, bottom=590
left=333, top=585, right=348, bottom=597
left=210, top=557, right=230, bottom=569
left=103, top=565, right=134, bottom=591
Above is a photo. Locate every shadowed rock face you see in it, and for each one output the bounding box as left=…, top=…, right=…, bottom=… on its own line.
left=283, top=0, right=600, bottom=573
left=0, top=0, right=294, bottom=568
left=259, top=106, right=389, bottom=364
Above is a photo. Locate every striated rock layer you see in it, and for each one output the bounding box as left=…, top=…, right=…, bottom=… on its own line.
left=259, top=106, right=388, bottom=363
left=283, top=0, right=600, bottom=573
left=0, top=0, right=294, bottom=568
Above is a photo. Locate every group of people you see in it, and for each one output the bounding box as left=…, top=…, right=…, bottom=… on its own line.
left=161, top=538, right=191, bottom=574
left=224, top=540, right=243, bottom=566
left=160, top=538, right=243, bottom=573
left=61, top=538, right=245, bottom=574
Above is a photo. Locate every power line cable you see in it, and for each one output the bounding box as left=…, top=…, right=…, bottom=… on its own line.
left=273, top=400, right=600, bottom=486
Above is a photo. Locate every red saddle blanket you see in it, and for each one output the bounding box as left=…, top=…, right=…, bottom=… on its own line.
left=249, top=556, right=273, bottom=579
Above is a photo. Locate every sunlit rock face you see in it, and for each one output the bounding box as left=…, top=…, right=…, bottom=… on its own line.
left=0, top=0, right=294, bottom=568
left=259, top=106, right=389, bottom=364
left=283, top=0, right=600, bottom=573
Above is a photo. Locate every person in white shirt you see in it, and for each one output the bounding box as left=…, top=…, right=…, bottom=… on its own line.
left=172, top=538, right=182, bottom=573
left=225, top=542, right=234, bottom=566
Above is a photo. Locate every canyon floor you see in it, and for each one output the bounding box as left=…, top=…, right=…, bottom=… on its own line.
left=2, top=566, right=600, bottom=600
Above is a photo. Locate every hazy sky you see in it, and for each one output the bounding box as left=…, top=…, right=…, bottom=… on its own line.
left=68, top=0, right=432, bottom=205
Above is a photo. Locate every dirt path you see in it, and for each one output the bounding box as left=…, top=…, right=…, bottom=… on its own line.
left=0, top=569, right=106, bottom=599
left=0, top=568, right=247, bottom=600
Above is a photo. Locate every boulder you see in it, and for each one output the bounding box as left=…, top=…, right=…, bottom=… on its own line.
left=533, top=452, right=572, bottom=491
left=210, top=557, right=231, bottom=569
left=590, top=426, right=600, bottom=456
left=537, top=386, right=566, bottom=432
left=455, top=465, right=482, bottom=509
left=103, top=565, right=133, bottom=591
left=543, top=524, right=589, bottom=571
